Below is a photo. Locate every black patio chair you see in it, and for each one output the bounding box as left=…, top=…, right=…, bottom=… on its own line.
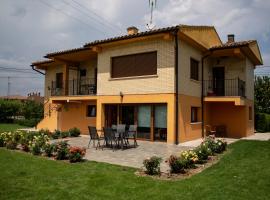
left=88, top=126, right=103, bottom=150
left=126, top=125, right=138, bottom=147
left=103, top=127, right=118, bottom=151
left=116, top=124, right=127, bottom=149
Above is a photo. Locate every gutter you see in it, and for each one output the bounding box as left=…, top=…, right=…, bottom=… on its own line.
left=173, top=30, right=179, bottom=144
left=31, top=66, right=45, bottom=75
left=201, top=51, right=212, bottom=138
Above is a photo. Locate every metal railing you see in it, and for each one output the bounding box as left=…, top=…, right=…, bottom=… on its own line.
left=51, top=78, right=96, bottom=96
left=203, top=78, right=245, bottom=97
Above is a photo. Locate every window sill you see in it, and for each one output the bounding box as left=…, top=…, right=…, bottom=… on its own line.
left=190, top=122, right=202, bottom=125
left=109, top=74, right=158, bottom=81
left=190, top=79, right=200, bottom=84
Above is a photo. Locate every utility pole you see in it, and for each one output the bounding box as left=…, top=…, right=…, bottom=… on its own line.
left=146, top=0, right=157, bottom=30
left=7, top=76, right=10, bottom=97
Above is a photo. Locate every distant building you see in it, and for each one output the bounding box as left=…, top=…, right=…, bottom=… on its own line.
left=0, top=95, right=28, bottom=102
left=27, top=92, right=44, bottom=104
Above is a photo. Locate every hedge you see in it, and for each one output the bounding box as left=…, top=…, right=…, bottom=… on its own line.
left=255, top=113, right=270, bottom=132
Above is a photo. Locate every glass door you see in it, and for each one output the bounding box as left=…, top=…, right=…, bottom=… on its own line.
left=154, top=104, right=167, bottom=141
left=137, top=105, right=151, bottom=140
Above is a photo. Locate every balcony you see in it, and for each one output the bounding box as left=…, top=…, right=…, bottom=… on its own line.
left=51, top=78, right=96, bottom=96
left=204, top=78, right=245, bottom=97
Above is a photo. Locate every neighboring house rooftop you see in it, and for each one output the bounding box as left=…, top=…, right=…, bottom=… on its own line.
left=0, top=95, right=28, bottom=100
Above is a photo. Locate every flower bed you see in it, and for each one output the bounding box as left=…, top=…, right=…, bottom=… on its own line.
left=0, top=130, right=86, bottom=163
left=140, top=136, right=228, bottom=180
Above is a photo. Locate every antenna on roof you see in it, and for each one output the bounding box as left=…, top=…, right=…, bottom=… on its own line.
left=146, top=0, right=157, bottom=30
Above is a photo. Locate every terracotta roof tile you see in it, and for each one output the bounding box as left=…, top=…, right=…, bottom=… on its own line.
left=31, top=59, right=54, bottom=66
left=45, top=46, right=90, bottom=58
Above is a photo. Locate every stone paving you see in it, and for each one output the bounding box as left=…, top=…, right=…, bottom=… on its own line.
left=57, top=135, right=239, bottom=172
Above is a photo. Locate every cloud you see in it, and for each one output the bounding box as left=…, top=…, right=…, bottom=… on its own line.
left=0, top=0, right=269, bottom=96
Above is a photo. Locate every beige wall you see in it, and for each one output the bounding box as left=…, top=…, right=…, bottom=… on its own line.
left=97, top=38, right=175, bottom=95
left=178, top=40, right=202, bottom=97
left=45, top=64, right=64, bottom=99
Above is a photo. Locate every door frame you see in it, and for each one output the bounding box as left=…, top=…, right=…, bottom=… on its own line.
left=212, top=67, right=225, bottom=96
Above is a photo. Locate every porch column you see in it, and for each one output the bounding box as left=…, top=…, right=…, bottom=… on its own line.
left=96, top=99, right=104, bottom=131
left=167, top=97, right=176, bottom=144
left=63, top=64, right=69, bottom=95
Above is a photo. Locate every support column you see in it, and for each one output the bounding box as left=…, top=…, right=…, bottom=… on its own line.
left=96, top=99, right=103, bottom=131
left=63, top=64, right=69, bottom=95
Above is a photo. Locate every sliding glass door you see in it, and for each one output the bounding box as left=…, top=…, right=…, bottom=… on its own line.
left=137, top=105, right=151, bottom=140
left=154, top=105, right=167, bottom=141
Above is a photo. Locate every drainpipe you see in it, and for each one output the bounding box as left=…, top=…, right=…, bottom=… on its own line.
left=201, top=52, right=212, bottom=138
left=31, top=66, right=45, bottom=75
left=173, top=30, right=179, bottom=144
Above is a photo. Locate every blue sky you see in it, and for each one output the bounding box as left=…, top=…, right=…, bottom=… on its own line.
left=0, top=0, right=269, bottom=96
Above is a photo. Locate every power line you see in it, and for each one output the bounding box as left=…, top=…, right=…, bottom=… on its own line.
left=0, top=66, right=32, bottom=71
left=69, top=0, right=122, bottom=33
left=0, top=76, right=42, bottom=78
left=38, top=0, right=108, bottom=36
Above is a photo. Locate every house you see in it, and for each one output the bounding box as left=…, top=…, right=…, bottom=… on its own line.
left=31, top=25, right=263, bottom=144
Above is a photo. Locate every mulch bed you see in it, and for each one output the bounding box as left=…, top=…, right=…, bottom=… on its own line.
left=135, top=151, right=229, bottom=181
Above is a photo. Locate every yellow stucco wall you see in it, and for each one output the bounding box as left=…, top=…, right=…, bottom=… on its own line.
left=179, top=94, right=202, bottom=142
left=97, top=38, right=175, bottom=95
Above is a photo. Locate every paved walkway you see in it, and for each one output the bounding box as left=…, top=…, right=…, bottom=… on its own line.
left=242, top=133, right=270, bottom=141
left=57, top=136, right=239, bottom=172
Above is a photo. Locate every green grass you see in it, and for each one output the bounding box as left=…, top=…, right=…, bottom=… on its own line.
left=0, top=123, right=28, bottom=132
left=0, top=140, right=269, bottom=200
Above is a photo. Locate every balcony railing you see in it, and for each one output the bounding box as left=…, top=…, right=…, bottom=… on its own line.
left=204, top=78, right=245, bottom=97
left=51, top=78, right=96, bottom=96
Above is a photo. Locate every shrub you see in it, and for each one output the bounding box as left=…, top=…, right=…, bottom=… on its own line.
left=60, top=131, right=70, bottom=138
left=69, top=146, right=86, bottom=162
left=55, top=141, right=70, bottom=160
left=44, top=143, right=55, bottom=157
left=19, top=131, right=31, bottom=152
left=167, top=155, right=185, bottom=174
left=29, top=133, right=50, bottom=155
left=143, top=156, right=162, bottom=175
left=255, top=113, right=270, bottom=132
left=69, top=127, right=81, bottom=137
left=39, top=129, right=50, bottom=136
left=214, top=139, right=227, bottom=153
left=180, top=150, right=198, bottom=169
left=14, top=118, right=40, bottom=127
left=201, top=136, right=227, bottom=154
left=194, top=144, right=211, bottom=163
left=0, top=132, right=6, bottom=147
left=4, top=131, right=21, bottom=150
left=51, top=130, right=61, bottom=139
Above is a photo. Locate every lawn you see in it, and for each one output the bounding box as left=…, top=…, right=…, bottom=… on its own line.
left=0, top=123, right=28, bottom=132
left=0, top=140, right=269, bottom=200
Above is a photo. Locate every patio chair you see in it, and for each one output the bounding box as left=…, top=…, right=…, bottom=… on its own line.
left=205, top=125, right=216, bottom=137
left=88, top=126, right=103, bottom=150
left=117, top=124, right=127, bottom=148
left=126, top=125, right=138, bottom=147
left=103, top=127, right=118, bottom=151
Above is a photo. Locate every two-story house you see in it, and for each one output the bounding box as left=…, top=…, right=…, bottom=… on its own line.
left=31, top=25, right=263, bottom=144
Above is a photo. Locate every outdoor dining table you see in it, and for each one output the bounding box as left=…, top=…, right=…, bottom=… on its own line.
left=99, top=128, right=126, bottom=150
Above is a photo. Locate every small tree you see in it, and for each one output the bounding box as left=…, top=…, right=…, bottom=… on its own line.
left=0, top=99, right=22, bottom=122
left=255, top=76, right=270, bottom=114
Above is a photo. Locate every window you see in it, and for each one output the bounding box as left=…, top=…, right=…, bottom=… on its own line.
left=87, top=105, right=96, bottom=117
left=190, top=58, right=199, bottom=81
left=111, top=51, right=157, bottom=78
left=249, top=106, right=252, bottom=120
left=80, top=69, right=86, bottom=77
left=56, top=73, right=63, bottom=88
left=191, top=107, right=199, bottom=123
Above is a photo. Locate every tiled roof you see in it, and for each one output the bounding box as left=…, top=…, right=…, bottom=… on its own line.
left=210, top=40, right=256, bottom=50
left=31, top=59, right=54, bottom=66
left=45, top=46, right=91, bottom=58
left=84, top=25, right=179, bottom=47
left=0, top=95, right=27, bottom=100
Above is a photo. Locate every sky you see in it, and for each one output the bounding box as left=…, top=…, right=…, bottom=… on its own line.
left=0, top=0, right=270, bottom=96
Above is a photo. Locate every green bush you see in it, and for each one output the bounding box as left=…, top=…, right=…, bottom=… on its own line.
left=255, top=113, right=270, bottom=132
left=167, top=155, right=185, bottom=174
left=0, top=132, right=5, bottom=147
left=29, top=133, right=50, bottom=155
left=3, top=131, right=21, bottom=150
left=51, top=130, right=61, bottom=139
left=194, top=144, right=212, bottom=163
left=69, top=127, right=81, bottom=137
left=0, top=99, right=22, bottom=122
left=14, top=118, right=40, bottom=127
left=60, top=131, right=70, bottom=138
left=44, top=143, right=55, bottom=157
left=55, top=141, right=70, bottom=160
left=143, top=156, right=162, bottom=175
left=180, top=150, right=198, bottom=169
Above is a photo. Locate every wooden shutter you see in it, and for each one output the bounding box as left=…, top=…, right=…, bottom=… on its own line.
left=111, top=51, right=157, bottom=78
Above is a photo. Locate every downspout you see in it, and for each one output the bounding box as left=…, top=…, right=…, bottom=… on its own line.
left=31, top=66, right=45, bottom=75
left=173, top=30, right=179, bottom=144
left=201, top=51, right=212, bottom=138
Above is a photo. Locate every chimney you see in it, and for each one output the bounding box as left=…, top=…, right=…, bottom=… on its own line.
left=227, top=34, right=235, bottom=43
left=127, top=26, right=139, bottom=35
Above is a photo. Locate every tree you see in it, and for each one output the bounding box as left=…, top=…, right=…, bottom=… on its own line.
left=21, top=101, right=43, bottom=120
left=0, top=99, right=22, bottom=122
left=254, top=76, right=270, bottom=114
